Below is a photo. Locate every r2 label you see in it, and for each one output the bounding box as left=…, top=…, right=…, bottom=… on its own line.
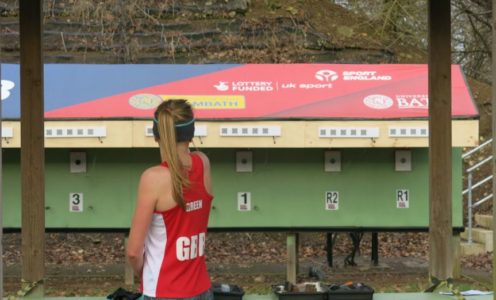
left=70, top=192, right=83, bottom=212
left=325, top=191, right=339, bottom=210
left=396, top=189, right=409, bottom=209
left=237, top=192, right=251, bottom=211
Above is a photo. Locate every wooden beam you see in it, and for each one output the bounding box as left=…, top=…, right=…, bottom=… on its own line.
left=20, top=0, right=45, bottom=295
left=0, top=66, right=4, bottom=299
left=492, top=0, right=496, bottom=296
left=124, top=236, right=135, bottom=285
left=286, top=233, right=299, bottom=284
left=428, top=0, right=452, bottom=281
left=452, top=234, right=461, bottom=279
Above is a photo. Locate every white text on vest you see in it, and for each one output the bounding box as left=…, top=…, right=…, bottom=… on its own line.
left=176, top=232, right=205, bottom=261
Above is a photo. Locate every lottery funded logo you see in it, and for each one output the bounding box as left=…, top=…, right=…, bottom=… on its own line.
left=214, top=81, right=274, bottom=92
left=214, top=82, right=229, bottom=91
left=363, top=94, right=394, bottom=110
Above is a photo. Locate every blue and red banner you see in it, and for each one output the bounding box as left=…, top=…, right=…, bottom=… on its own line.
left=1, top=64, right=478, bottom=120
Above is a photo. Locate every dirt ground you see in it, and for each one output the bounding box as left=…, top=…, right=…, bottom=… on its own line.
left=1, top=232, right=493, bottom=297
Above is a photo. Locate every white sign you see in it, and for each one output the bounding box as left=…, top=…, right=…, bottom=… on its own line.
left=396, top=189, right=409, bottom=209
left=237, top=192, right=251, bottom=211
left=70, top=193, right=83, bottom=212
left=325, top=191, right=339, bottom=210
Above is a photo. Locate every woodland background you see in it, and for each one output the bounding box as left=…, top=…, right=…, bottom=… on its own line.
left=0, top=0, right=494, bottom=296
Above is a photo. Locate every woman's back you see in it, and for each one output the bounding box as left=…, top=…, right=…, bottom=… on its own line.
left=142, top=153, right=213, bottom=298
left=128, top=99, right=214, bottom=300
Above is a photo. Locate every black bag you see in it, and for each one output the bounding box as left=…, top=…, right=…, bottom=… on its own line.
left=107, top=287, right=142, bottom=300
left=328, top=282, right=374, bottom=300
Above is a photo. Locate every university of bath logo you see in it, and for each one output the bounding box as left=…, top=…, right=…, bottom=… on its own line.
left=363, top=94, right=394, bottom=110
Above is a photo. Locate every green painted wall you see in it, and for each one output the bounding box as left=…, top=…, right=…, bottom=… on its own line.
left=3, top=149, right=157, bottom=228
left=2, top=148, right=463, bottom=229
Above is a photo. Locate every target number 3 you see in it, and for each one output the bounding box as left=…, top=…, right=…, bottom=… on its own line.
left=69, top=192, right=83, bottom=212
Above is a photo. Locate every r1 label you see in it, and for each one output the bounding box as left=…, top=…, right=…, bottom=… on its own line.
left=70, top=192, right=83, bottom=212
left=237, top=192, right=251, bottom=211
left=325, top=191, right=339, bottom=210
left=396, top=189, right=409, bottom=208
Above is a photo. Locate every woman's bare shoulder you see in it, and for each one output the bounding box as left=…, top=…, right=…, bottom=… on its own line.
left=140, top=165, right=171, bottom=184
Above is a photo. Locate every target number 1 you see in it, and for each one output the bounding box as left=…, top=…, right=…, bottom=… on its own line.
left=237, top=192, right=251, bottom=211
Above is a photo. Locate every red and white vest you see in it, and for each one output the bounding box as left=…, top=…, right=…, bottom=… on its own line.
left=141, top=153, right=213, bottom=298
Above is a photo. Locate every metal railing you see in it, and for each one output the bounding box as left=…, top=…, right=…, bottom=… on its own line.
left=462, top=138, right=493, bottom=244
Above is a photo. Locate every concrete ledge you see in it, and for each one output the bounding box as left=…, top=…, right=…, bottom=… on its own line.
left=461, top=240, right=487, bottom=256
left=461, top=228, right=493, bottom=251
left=475, top=214, right=493, bottom=229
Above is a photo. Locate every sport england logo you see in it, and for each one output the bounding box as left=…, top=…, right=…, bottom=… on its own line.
left=363, top=94, right=394, bottom=110
left=315, top=70, right=339, bottom=82
left=1, top=80, right=15, bottom=100
left=214, top=82, right=229, bottom=91
left=342, top=71, right=392, bottom=81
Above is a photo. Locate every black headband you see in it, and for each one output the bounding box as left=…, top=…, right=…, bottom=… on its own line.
left=152, top=117, right=195, bottom=142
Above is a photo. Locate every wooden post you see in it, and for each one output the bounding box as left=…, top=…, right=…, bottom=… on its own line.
left=492, top=0, right=496, bottom=296
left=286, top=233, right=299, bottom=284
left=326, top=233, right=333, bottom=267
left=428, top=0, right=452, bottom=282
left=20, top=0, right=45, bottom=296
left=371, top=232, right=379, bottom=266
left=124, top=236, right=135, bottom=285
left=0, top=65, right=4, bottom=299
left=452, top=234, right=461, bottom=279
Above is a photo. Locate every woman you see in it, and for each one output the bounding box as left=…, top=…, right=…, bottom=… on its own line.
left=127, top=99, right=213, bottom=300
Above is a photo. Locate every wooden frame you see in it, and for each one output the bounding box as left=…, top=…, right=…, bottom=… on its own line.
left=428, top=0, right=452, bottom=281
left=1, top=120, right=478, bottom=148
left=10, top=0, right=475, bottom=296
left=19, top=0, right=45, bottom=296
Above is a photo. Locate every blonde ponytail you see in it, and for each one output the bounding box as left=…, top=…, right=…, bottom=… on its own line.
left=156, top=109, right=190, bottom=210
